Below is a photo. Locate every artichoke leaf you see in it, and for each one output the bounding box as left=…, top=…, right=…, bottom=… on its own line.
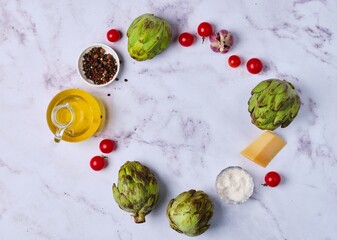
left=291, top=96, right=301, bottom=117
left=112, top=184, right=134, bottom=212
left=273, top=81, right=288, bottom=94
left=251, top=80, right=271, bottom=94
left=248, top=94, right=258, bottom=113
left=268, top=80, right=283, bottom=93
left=127, top=14, right=154, bottom=37
left=274, top=93, right=289, bottom=111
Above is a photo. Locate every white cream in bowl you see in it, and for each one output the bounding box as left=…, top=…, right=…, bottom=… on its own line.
left=216, top=166, right=254, bottom=204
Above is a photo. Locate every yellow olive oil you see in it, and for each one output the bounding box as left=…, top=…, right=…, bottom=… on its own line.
left=57, top=95, right=93, bottom=137
left=47, top=89, right=106, bottom=142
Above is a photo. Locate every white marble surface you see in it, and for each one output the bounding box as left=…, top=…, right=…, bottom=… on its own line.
left=1, top=0, right=337, bottom=239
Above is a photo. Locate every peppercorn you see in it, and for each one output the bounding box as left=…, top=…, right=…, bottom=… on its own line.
left=82, top=47, right=118, bottom=85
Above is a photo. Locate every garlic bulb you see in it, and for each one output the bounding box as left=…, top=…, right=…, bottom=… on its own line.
left=209, top=29, right=233, bottom=53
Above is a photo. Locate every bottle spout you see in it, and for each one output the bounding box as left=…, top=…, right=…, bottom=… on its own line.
left=54, top=127, right=66, bottom=143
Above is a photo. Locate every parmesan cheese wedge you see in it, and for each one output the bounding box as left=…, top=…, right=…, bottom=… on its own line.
left=240, top=131, right=286, bottom=167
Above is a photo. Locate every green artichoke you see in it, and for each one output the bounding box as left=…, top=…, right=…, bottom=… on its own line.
left=248, top=79, right=301, bottom=130
left=127, top=13, right=172, bottom=61
left=166, top=190, right=214, bottom=237
left=112, top=161, right=159, bottom=223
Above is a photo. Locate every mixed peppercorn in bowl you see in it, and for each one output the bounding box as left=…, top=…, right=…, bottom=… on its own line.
left=77, top=44, right=120, bottom=87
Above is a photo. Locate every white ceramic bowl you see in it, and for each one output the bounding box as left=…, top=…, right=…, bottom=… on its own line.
left=77, top=43, right=120, bottom=87
left=215, top=166, right=254, bottom=204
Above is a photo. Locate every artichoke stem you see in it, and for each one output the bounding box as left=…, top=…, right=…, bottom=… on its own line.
left=133, top=212, right=146, bottom=223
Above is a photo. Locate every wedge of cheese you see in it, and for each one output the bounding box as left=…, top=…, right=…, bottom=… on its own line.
left=240, top=131, right=286, bottom=167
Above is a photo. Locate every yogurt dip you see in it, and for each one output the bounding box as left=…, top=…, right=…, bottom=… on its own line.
left=216, top=166, right=254, bottom=204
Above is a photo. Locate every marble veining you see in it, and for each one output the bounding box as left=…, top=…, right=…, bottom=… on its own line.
left=1, top=0, right=337, bottom=239
left=251, top=196, right=286, bottom=240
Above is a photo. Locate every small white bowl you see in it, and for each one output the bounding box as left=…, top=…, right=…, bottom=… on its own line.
left=215, top=166, right=254, bottom=204
left=77, top=43, right=120, bottom=87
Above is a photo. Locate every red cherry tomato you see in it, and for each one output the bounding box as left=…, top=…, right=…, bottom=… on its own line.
left=107, top=29, right=121, bottom=42
left=197, top=22, right=213, bottom=38
left=179, top=32, right=194, bottom=47
left=228, top=55, right=241, bottom=68
left=99, top=139, right=116, bottom=153
left=246, top=58, right=263, bottom=74
left=90, top=156, right=106, bottom=171
left=264, top=171, right=281, bottom=187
